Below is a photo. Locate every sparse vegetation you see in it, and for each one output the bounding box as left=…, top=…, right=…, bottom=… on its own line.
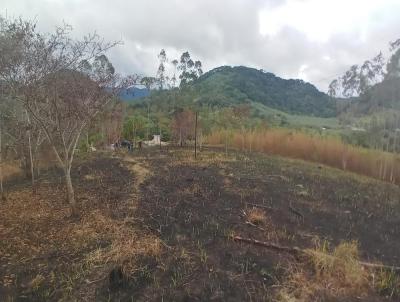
left=207, top=128, right=400, bottom=185
left=246, top=207, right=268, bottom=225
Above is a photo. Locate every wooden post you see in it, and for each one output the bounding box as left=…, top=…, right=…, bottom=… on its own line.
left=26, top=110, right=35, bottom=193
left=194, top=111, right=198, bottom=159
left=147, top=101, right=150, bottom=142
left=132, top=120, right=136, bottom=149
left=159, top=124, right=162, bottom=150
left=0, top=119, right=4, bottom=200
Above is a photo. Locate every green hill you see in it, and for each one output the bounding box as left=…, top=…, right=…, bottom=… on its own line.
left=345, top=77, right=400, bottom=116
left=133, top=66, right=336, bottom=118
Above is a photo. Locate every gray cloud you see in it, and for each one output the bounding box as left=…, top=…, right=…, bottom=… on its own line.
left=2, top=0, right=399, bottom=91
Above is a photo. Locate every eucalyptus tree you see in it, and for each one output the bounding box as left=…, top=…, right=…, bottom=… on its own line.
left=157, top=49, right=167, bottom=90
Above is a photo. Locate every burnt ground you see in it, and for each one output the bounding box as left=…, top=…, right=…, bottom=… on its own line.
left=1, top=147, right=400, bottom=301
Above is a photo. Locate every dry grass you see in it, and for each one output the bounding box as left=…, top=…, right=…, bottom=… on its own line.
left=307, top=241, right=367, bottom=289
left=207, top=129, right=400, bottom=185
left=246, top=208, right=267, bottom=225
left=0, top=160, right=162, bottom=300
left=375, top=268, right=400, bottom=298
left=81, top=210, right=162, bottom=275
left=1, top=162, right=23, bottom=180
left=277, top=241, right=371, bottom=301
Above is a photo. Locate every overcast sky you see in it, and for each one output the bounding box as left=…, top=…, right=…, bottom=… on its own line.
left=2, top=0, right=400, bottom=91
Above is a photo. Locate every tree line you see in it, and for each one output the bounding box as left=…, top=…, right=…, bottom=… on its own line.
left=140, top=49, right=203, bottom=91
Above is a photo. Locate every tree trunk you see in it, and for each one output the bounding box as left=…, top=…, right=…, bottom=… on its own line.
left=65, top=167, right=78, bottom=217
left=26, top=110, right=36, bottom=193
left=86, top=131, right=90, bottom=151
left=194, top=112, right=198, bottom=159
left=159, top=124, right=162, bottom=150
left=0, top=123, right=4, bottom=201
left=27, top=129, right=35, bottom=193
left=147, top=102, right=150, bottom=142
left=225, top=130, right=228, bottom=156
left=132, top=122, right=136, bottom=149
left=241, top=127, right=245, bottom=151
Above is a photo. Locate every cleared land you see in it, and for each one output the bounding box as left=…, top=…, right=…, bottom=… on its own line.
left=1, top=148, right=399, bottom=301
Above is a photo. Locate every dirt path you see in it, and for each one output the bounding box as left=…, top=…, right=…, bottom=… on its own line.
left=120, top=155, right=151, bottom=213
left=122, top=156, right=150, bottom=191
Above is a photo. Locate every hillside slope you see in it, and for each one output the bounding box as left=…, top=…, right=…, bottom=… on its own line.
left=119, top=86, right=150, bottom=102
left=346, top=77, right=400, bottom=116
left=135, top=66, right=336, bottom=118
left=1, top=149, right=399, bottom=301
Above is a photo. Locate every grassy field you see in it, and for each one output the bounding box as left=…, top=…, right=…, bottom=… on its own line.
left=0, top=148, right=399, bottom=301
left=252, top=102, right=340, bottom=129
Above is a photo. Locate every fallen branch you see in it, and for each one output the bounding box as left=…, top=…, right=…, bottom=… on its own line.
left=359, top=261, right=400, bottom=272
left=233, top=236, right=301, bottom=256
left=85, top=275, right=107, bottom=284
left=246, top=202, right=274, bottom=211
left=245, top=221, right=266, bottom=231
left=233, top=235, right=400, bottom=273
left=289, top=203, right=304, bottom=220
left=265, top=175, right=289, bottom=181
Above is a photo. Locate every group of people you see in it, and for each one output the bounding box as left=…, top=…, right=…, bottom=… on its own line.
left=112, top=140, right=142, bottom=152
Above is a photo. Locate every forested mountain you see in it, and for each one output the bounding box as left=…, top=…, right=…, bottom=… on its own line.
left=119, top=86, right=150, bottom=101
left=344, top=76, right=400, bottom=116
left=330, top=41, right=400, bottom=118
left=132, top=66, right=336, bottom=118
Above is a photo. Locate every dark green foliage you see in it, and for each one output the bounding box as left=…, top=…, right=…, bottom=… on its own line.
left=349, top=76, right=400, bottom=115
left=121, top=66, right=340, bottom=142
left=135, top=66, right=336, bottom=118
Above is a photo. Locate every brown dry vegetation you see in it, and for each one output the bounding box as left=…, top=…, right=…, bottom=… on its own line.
left=207, top=129, right=400, bottom=185
left=1, top=162, right=23, bottom=180
left=278, top=241, right=369, bottom=301
left=1, top=148, right=400, bottom=301
left=246, top=208, right=268, bottom=225
left=0, top=154, right=162, bottom=301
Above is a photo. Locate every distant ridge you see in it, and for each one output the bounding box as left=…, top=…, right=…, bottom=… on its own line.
left=119, top=86, right=150, bottom=101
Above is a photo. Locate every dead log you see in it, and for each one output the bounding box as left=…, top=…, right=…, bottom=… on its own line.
left=233, top=236, right=301, bottom=256
left=358, top=261, right=400, bottom=273
left=233, top=235, right=400, bottom=273
left=246, top=202, right=274, bottom=211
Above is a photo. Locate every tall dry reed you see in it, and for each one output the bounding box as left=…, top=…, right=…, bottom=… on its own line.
left=206, top=129, right=400, bottom=185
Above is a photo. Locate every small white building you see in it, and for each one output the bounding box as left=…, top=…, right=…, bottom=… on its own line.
left=145, top=135, right=161, bottom=146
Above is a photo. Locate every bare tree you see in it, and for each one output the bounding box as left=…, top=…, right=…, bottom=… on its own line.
left=218, top=108, right=235, bottom=155
left=171, top=109, right=195, bottom=146
left=0, top=17, right=129, bottom=216
left=232, top=104, right=251, bottom=151
left=25, top=68, right=122, bottom=216
left=140, top=77, right=156, bottom=141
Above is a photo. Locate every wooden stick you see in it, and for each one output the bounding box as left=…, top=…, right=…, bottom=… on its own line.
left=289, top=203, right=304, bottom=220
left=233, top=236, right=301, bottom=255
left=233, top=236, right=400, bottom=273
left=246, top=202, right=274, bottom=211
left=358, top=261, right=400, bottom=273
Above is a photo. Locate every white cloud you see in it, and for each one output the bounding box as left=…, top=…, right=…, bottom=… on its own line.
left=1, top=0, right=399, bottom=91
left=259, top=0, right=393, bottom=42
